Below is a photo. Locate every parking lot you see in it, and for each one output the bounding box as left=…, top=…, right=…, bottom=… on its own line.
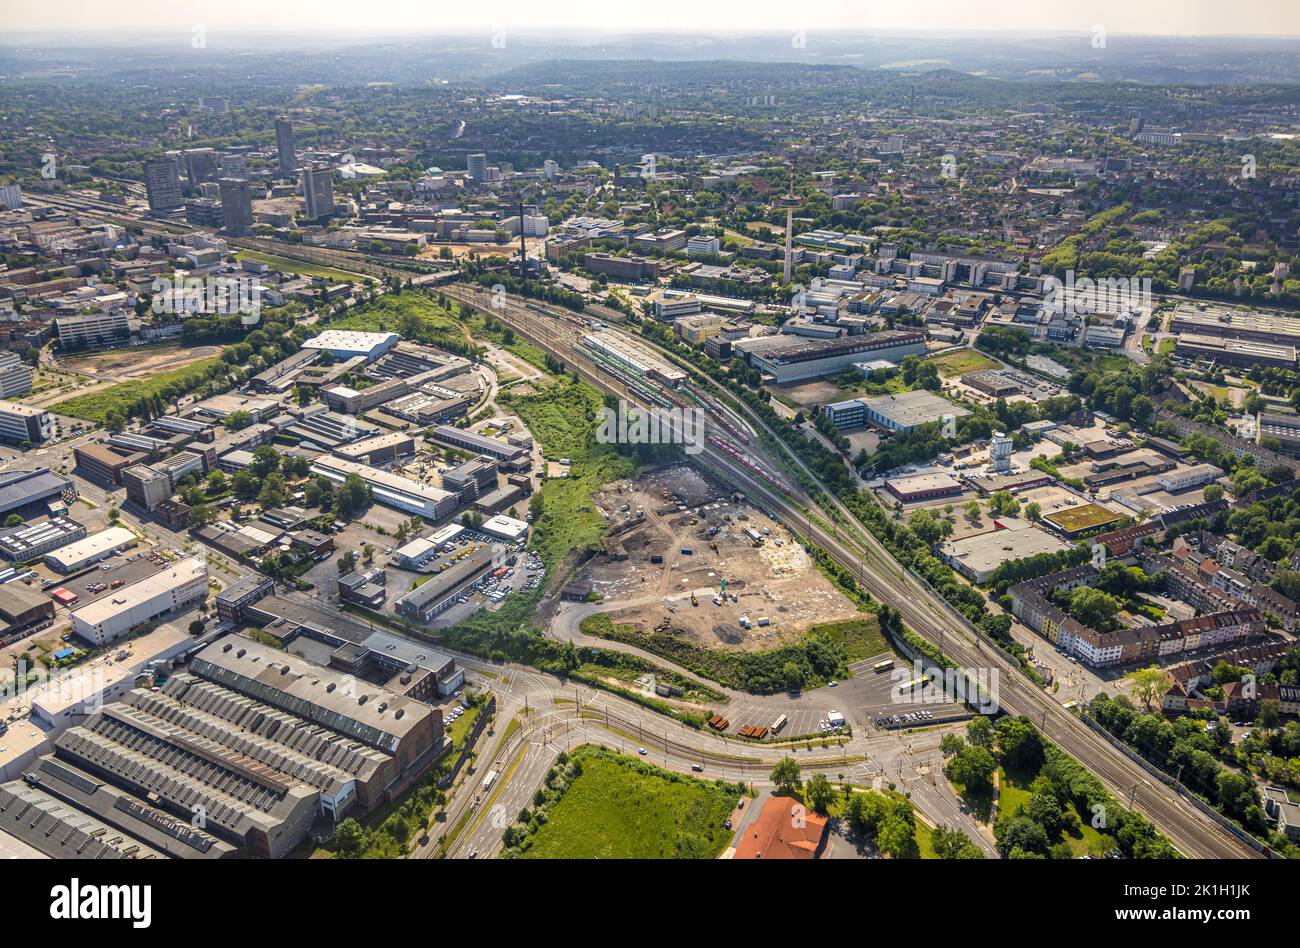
left=839, top=655, right=970, bottom=731
left=43, top=546, right=172, bottom=603
left=709, top=699, right=827, bottom=739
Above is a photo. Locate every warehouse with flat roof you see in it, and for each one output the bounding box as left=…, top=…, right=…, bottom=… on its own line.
left=1174, top=333, right=1296, bottom=369
left=582, top=329, right=687, bottom=386
left=302, top=329, right=399, bottom=360
left=43, top=525, right=136, bottom=573
left=69, top=557, right=208, bottom=646
left=430, top=425, right=529, bottom=468
left=860, top=390, right=972, bottom=433
left=884, top=471, right=964, bottom=502
left=736, top=330, right=926, bottom=383
left=942, top=522, right=1072, bottom=583
left=1043, top=503, right=1125, bottom=537
left=1170, top=305, right=1300, bottom=346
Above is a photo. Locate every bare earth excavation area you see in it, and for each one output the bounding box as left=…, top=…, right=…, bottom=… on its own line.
left=579, top=465, right=859, bottom=651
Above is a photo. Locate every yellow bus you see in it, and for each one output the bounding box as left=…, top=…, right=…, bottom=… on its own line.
left=872, top=659, right=895, bottom=673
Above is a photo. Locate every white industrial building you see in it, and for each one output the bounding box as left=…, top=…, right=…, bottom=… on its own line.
left=70, top=558, right=208, bottom=646
left=395, top=524, right=464, bottom=568
left=480, top=514, right=529, bottom=544
left=309, top=456, right=458, bottom=520
left=43, top=525, right=136, bottom=573
left=301, top=330, right=399, bottom=361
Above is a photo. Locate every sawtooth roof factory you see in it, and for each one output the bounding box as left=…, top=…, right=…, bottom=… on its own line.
left=7, top=634, right=445, bottom=859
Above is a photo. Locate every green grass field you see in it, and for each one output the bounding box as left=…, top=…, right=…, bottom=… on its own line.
left=234, top=250, right=368, bottom=283
left=930, top=348, right=1000, bottom=378
left=518, top=750, right=738, bottom=859
left=52, top=357, right=224, bottom=424
left=498, top=376, right=633, bottom=571
left=325, top=291, right=464, bottom=340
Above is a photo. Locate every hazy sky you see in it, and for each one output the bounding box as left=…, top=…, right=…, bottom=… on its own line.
left=3, top=0, right=1299, bottom=38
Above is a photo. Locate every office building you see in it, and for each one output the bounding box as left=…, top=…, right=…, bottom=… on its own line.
left=301, top=163, right=335, bottom=220
left=214, top=574, right=276, bottom=623
left=69, top=558, right=207, bottom=646
left=1156, top=464, right=1224, bottom=493
left=0, top=401, right=53, bottom=445
left=339, top=567, right=388, bottom=608
left=467, top=153, right=488, bottom=181
left=583, top=252, right=660, bottom=281
left=0, top=352, right=34, bottom=399
left=686, top=235, right=721, bottom=256
left=74, top=442, right=148, bottom=485
left=180, top=147, right=219, bottom=184
left=218, top=177, right=254, bottom=235
left=275, top=117, right=296, bottom=173
left=53, top=311, right=132, bottom=350
left=441, top=457, right=499, bottom=499
left=143, top=156, right=183, bottom=213
left=333, top=432, right=416, bottom=467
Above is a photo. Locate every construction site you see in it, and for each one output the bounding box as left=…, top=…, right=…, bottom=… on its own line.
left=576, top=464, right=860, bottom=652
